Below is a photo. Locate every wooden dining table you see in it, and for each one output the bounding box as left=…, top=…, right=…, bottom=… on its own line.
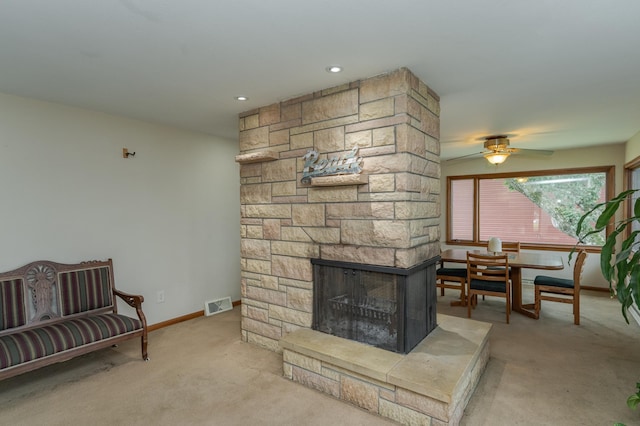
left=439, top=248, right=564, bottom=318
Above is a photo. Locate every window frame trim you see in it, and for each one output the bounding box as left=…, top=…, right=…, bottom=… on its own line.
left=624, top=155, right=640, bottom=238
left=446, top=165, right=615, bottom=252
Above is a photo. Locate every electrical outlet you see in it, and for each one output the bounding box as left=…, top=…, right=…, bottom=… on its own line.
left=156, top=290, right=165, bottom=303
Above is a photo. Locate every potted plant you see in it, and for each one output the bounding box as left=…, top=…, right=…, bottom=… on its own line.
left=574, top=189, right=640, bottom=411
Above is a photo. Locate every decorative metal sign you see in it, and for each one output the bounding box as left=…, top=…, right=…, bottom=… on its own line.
left=301, top=147, right=364, bottom=184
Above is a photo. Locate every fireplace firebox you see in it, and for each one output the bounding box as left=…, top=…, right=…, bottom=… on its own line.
left=312, top=257, right=438, bottom=354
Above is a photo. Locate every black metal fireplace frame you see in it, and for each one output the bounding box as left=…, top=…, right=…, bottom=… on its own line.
left=312, top=257, right=438, bottom=354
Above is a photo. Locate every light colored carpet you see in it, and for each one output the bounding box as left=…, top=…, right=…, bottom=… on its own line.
left=440, top=289, right=640, bottom=426
left=0, top=288, right=638, bottom=426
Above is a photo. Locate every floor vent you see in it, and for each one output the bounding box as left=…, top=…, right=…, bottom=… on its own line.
left=204, top=296, right=233, bottom=316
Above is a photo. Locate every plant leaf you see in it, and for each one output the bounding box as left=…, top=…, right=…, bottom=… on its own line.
left=631, top=265, right=640, bottom=310
left=595, top=198, right=623, bottom=229
left=628, top=393, right=640, bottom=409
left=600, top=229, right=620, bottom=281
left=634, top=195, right=640, bottom=217
left=589, top=189, right=639, bottom=232
left=576, top=198, right=609, bottom=235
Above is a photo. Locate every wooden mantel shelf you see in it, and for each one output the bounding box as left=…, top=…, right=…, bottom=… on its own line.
left=310, top=174, right=368, bottom=186
left=235, top=151, right=278, bottom=164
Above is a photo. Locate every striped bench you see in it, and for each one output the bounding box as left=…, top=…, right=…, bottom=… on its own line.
left=0, top=259, right=148, bottom=380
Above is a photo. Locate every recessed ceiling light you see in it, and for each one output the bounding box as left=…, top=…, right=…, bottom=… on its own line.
left=235, top=96, right=248, bottom=101
left=326, top=65, right=343, bottom=73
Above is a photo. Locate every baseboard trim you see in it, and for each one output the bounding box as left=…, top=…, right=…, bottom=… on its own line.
left=149, top=311, right=203, bottom=331
left=148, top=299, right=241, bottom=331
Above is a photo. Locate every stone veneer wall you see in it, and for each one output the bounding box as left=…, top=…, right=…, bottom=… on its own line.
left=237, top=67, right=440, bottom=351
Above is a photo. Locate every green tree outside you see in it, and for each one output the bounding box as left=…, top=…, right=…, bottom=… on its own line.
left=505, top=174, right=606, bottom=245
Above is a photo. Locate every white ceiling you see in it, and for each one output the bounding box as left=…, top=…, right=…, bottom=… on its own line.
left=1, top=1, right=639, bottom=159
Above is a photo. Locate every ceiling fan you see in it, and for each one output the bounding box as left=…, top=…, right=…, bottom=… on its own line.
left=447, top=135, right=554, bottom=165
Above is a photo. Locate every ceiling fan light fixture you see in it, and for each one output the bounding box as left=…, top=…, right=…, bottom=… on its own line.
left=484, top=151, right=510, bottom=165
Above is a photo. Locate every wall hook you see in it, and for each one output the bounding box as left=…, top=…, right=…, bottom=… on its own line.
left=123, top=148, right=136, bottom=158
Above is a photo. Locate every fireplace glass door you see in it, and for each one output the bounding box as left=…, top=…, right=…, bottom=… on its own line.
left=312, top=258, right=437, bottom=354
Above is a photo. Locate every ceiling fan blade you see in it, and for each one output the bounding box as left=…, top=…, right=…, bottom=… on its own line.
left=509, top=148, right=554, bottom=156
left=445, top=151, right=486, bottom=162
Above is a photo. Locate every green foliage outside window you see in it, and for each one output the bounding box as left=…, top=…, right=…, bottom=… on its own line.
left=505, top=174, right=606, bottom=245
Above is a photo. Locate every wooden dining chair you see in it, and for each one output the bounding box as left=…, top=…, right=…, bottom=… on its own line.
left=501, top=241, right=521, bottom=253
left=533, top=250, right=587, bottom=325
left=436, top=262, right=467, bottom=305
left=467, top=252, right=511, bottom=323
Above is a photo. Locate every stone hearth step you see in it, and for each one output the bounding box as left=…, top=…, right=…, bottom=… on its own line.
left=280, top=314, right=491, bottom=425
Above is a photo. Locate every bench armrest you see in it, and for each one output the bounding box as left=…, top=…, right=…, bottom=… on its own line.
left=113, top=289, right=147, bottom=327
left=114, top=289, right=145, bottom=308
left=113, top=289, right=149, bottom=361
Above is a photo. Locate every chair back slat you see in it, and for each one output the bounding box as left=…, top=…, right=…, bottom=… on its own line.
left=467, top=252, right=510, bottom=283
left=500, top=242, right=521, bottom=253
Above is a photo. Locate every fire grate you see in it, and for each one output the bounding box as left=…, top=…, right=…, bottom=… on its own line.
left=329, top=294, right=396, bottom=323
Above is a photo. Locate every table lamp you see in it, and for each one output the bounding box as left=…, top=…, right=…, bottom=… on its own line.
left=488, top=237, right=502, bottom=254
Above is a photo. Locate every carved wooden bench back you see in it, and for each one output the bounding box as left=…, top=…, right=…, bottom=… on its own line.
left=0, top=259, right=115, bottom=336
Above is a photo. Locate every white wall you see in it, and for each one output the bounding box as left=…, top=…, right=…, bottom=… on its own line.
left=0, top=92, right=240, bottom=325
left=625, top=130, right=640, bottom=161
left=440, top=143, right=626, bottom=288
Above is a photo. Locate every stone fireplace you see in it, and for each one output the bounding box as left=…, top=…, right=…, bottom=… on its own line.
left=237, top=67, right=441, bottom=349
left=236, top=68, right=489, bottom=425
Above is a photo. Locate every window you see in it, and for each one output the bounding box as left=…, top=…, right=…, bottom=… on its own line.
left=624, top=157, right=640, bottom=325
left=625, top=157, right=640, bottom=239
left=447, top=166, right=614, bottom=250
